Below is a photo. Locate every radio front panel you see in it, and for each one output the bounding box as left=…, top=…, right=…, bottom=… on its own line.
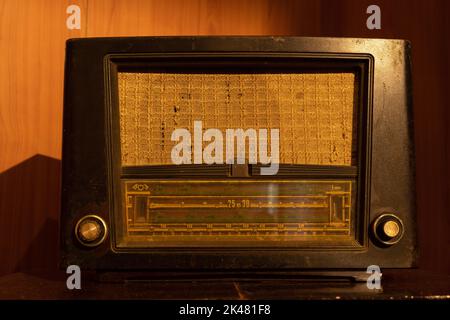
left=61, top=37, right=416, bottom=270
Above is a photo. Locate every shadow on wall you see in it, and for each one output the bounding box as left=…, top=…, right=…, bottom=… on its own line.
left=0, top=154, right=61, bottom=277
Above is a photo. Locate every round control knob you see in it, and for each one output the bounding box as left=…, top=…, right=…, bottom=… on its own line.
left=371, top=213, right=404, bottom=246
left=382, top=220, right=401, bottom=238
left=75, top=215, right=107, bottom=247
left=79, top=220, right=101, bottom=242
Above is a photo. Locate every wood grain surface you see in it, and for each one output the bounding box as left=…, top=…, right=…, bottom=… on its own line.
left=0, top=0, right=449, bottom=276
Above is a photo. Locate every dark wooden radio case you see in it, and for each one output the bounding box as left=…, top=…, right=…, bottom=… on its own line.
left=60, top=37, right=416, bottom=274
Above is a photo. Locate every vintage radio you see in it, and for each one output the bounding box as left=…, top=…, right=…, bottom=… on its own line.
left=61, top=37, right=416, bottom=277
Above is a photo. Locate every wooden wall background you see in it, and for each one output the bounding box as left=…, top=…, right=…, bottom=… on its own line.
left=0, top=0, right=449, bottom=276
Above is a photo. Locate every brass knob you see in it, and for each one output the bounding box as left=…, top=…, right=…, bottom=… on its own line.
left=79, top=220, right=102, bottom=242
left=372, top=213, right=404, bottom=246
left=382, top=220, right=401, bottom=238
left=75, top=215, right=107, bottom=247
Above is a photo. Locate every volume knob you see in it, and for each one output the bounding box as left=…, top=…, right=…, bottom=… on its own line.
left=372, top=213, right=404, bottom=246
left=75, top=215, right=107, bottom=247
left=382, top=220, right=401, bottom=239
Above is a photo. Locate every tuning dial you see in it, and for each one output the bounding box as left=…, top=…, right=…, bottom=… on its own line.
left=75, top=215, right=107, bottom=247
left=372, top=213, right=404, bottom=246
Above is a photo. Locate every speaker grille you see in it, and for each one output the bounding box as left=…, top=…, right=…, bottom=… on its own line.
left=118, top=72, right=357, bottom=166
